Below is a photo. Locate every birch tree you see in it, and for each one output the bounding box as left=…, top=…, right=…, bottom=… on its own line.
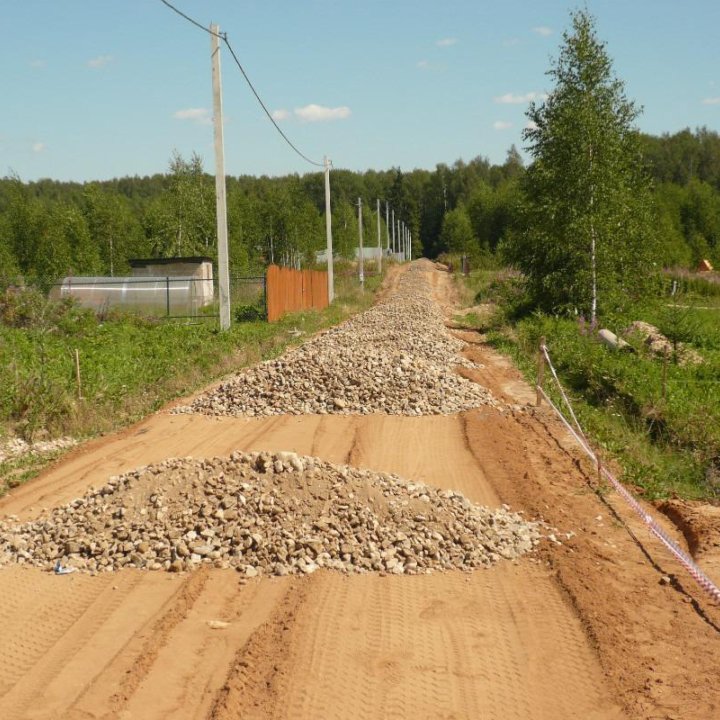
left=509, top=10, right=654, bottom=321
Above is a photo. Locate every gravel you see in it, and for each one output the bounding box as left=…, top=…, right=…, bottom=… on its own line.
left=175, top=260, right=498, bottom=417
left=0, top=451, right=541, bottom=575
left=0, top=437, right=77, bottom=464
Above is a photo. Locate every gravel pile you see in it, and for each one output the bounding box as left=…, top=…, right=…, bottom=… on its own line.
left=0, top=451, right=541, bottom=575
left=0, top=436, right=77, bottom=464
left=175, top=260, right=497, bottom=417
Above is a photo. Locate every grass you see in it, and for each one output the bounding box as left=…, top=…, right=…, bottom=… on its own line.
left=454, top=270, right=720, bottom=501
left=0, top=270, right=382, bottom=495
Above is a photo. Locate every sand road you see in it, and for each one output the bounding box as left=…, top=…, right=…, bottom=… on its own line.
left=1, top=262, right=717, bottom=720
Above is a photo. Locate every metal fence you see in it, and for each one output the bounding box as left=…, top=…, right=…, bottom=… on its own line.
left=2, top=274, right=268, bottom=323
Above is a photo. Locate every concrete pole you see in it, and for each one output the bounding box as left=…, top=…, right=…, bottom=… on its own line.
left=391, top=209, right=396, bottom=256
left=324, top=156, right=334, bottom=302
left=385, top=201, right=390, bottom=251
left=397, top=218, right=401, bottom=260
left=376, top=198, right=382, bottom=274
left=357, top=197, right=364, bottom=288
left=211, top=23, right=231, bottom=330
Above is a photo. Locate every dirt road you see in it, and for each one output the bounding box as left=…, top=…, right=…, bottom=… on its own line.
left=1, top=262, right=718, bottom=720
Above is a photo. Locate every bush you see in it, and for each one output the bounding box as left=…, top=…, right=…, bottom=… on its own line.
left=234, top=304, right=265, bottom=322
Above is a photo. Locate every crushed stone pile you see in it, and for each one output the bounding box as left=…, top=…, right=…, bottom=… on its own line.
left=0, top=451, right=541, bottom=576
left=624, top=320, right=703, bottom=366
left=0, top=436, right=77, bottom=464
left=175, top=260, right=498, bottom=417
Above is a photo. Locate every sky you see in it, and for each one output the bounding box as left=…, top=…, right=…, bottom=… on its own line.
left=1, top=0, right=719, bottom=183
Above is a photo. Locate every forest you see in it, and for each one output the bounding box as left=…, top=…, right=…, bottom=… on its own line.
left=1, top=126, right=719, bottom=288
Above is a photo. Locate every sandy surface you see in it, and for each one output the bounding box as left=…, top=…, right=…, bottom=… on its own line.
left=0, top=263, right=718, bottom=720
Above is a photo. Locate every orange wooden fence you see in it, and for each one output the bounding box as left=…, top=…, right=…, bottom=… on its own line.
left=265, top=265, right=329, bottom=322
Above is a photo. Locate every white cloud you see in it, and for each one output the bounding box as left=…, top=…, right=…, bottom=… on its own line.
left=702, top=97, right=720, bottom=105
left=32, top=142, right=46, bottom=153
left=532, top=26, right=553, bottom=36
left=436, top=37, right=458, bottom=47
left=494, top=91, right=548, bottom=104
left=417, top=60, right=429, bottom=69
left=30, top=59, right=45, bottom=69
left=173, top=107, right=212, bottom=125
left=294, top=104, right=351, bottom=122
left=525, top=120, right=538, bottom=131
left=271, top=109, right=290, bottom=121
left=493, top=120, right=512, bottom=130
left=87, top=55, right=113, bottom=68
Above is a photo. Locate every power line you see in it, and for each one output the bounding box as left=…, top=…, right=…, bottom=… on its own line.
left=221, top=38, right=324, bottom=167
left=158, top=0, right=324, bottom=168
left=158, top=0, right=220, bottom=38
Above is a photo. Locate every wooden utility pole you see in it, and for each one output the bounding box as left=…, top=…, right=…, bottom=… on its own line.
left=210, top=24, right=231, bottom=330
left=376, top=198, right=382, bottom=273
left=357, top=197, right=364, bottom=288
left=324, top=155, right=334, bottom=302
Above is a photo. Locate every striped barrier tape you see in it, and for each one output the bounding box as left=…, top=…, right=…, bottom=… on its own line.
left=537, top=346, right=720, bottom=605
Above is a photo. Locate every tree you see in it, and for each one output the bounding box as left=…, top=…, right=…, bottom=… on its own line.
left=507, top=10, right=654, bottom=321
left=83, top=185, right=145, bottom=275
left=146, top=151, right=215, bottom=258
left=439, top=205, right=475, bottom=256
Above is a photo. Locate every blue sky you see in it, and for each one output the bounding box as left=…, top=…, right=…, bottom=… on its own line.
left=2, top=0, right=719, bottom=182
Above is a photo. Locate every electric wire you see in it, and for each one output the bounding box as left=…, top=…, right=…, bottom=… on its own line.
left=158, top=0, right=220, bottom=37
left=158, top=0, right=325, bottom=168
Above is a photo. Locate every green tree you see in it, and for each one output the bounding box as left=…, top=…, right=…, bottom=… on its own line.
left=439, top=205, right=475, bottom=256
left=146, top=151, right=215, bottom=257
left=0, top=215, right=20, bottom=279
left=508, top=10, right=654, bottom=321
left=83, top=185, right=145, bottom=275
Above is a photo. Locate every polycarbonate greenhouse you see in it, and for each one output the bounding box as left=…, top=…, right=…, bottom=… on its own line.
left=50, top=276, right=214, bottom=317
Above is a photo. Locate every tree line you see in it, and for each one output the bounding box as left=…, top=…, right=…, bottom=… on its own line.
left=1, top=53, right=719, bottom=298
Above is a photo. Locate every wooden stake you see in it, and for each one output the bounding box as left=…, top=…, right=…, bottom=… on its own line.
left=74, top=348, right=83, bottom=400
left=536, top=336, right=546, bottom=407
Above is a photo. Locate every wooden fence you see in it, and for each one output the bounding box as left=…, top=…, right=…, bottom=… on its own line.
left=265, top=265, right=329, bottom=322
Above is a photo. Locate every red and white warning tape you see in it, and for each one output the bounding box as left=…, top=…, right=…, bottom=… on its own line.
left=538, top=345, right=720, bottom=605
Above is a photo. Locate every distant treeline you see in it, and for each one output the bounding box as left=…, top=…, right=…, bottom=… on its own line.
left=1, top=127, right=719, bottom=285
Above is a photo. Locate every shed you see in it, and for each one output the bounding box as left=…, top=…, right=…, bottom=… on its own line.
left=129, top=256, right=214, bottom=304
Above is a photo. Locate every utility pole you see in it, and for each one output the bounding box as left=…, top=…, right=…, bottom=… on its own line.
left=397, top=218, right=401, bottom=260
left=385, top=201, right=390, bottom=251
left=357, top=197, right=364, bottom=288
left=376, top=198, right=382, bottom=274
left=324, top=155, right=334, bottom=302
left=391, top=209, right=396, bottom=256
left=210, top=23, right=231, bottom=330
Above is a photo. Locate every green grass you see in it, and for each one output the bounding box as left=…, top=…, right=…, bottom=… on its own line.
left=0, top=271, right=381, bottom=494
left=453, top=271, right=720, bottom=501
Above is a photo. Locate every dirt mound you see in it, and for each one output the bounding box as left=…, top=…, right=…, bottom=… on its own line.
left=0, top=450, right=541, bottom=576
left=176, top=262, right=497, bottom=417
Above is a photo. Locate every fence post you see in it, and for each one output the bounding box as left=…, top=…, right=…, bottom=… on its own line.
left=166, top=277, right=170, bottom=317
left=536, top=336, right=546, bottom=407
